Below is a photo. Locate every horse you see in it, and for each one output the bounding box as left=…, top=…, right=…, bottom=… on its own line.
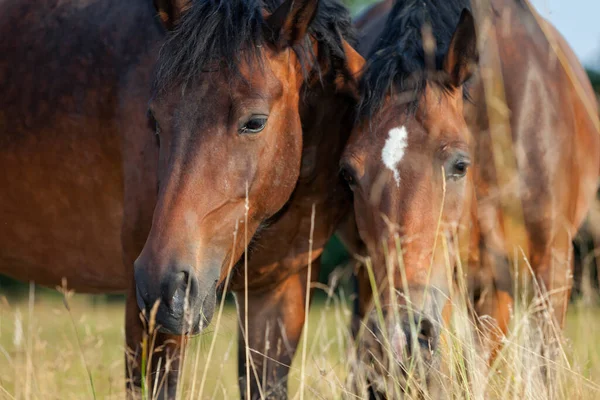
left=0, top=0, right=364, bottom=398
left=136, top=0, right=365, bottom=398
left=0, top=0, right=164, bottom=394
left=341, top=0, right=599, bottom=395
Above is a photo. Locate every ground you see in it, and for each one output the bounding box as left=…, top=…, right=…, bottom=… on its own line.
left=0, top=288, right=599, bottom=399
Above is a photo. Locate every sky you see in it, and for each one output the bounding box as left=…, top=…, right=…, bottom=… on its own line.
left=529, top=0, right=600, bottom=68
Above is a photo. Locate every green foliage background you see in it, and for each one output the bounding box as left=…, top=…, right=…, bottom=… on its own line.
left=588, top=69, right=600, bottom=93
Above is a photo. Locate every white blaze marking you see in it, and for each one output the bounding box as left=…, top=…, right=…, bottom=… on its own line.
left=381, top=126, right=408, bottom=186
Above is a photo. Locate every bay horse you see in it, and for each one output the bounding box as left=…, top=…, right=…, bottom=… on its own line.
left=0, top=0, right=164, bottom=394
left=0, top=0, right=363, bottom=398
left=133, top=0, right=365, bottom=398
left=342, top=0, right=599, bottom=395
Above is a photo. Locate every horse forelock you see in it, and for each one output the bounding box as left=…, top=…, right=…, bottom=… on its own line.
left=358, top=0, right=472, bottom=120
left=153, top=0, right=356, bottom=94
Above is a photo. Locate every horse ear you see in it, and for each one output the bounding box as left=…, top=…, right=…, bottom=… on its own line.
left=264, top=0, right=319, bottom=49
left=154, top=0, right=190, bottom=30
left=334, top=41, right=366, bottom=99
left=443, top=9, right=478, bottom=87
left=343, top=42, right=366, bottom=79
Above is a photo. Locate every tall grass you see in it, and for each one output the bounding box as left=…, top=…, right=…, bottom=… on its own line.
left=343, top=226, right=600, bottom=400
left=0, top=264, right=599, bottom=399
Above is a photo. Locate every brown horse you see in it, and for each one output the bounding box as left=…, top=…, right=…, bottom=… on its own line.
left=0, top=0, right=363, bottom=398
left=0, top=0, right=161, bottom=292
left=1, top=0, right=165, bottom=391
left=137, top=0, right=364, bottom=397
left=139, top=1, right=364, bottom=397
left=0, top=0, right=169, bottom=395
left=342, top=0, right=599, bottom=395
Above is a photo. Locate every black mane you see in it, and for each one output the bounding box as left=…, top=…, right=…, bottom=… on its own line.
left=154, top=0, right=355, bottom=92
left=359, top=0, right=471, bottom=117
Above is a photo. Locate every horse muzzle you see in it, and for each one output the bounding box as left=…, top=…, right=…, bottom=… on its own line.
left=134, top=262, right=217, bottom=336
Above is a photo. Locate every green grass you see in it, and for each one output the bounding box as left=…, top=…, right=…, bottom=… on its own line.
left=1, top=288, right=599, bottom=399
left=0, top=290, right=356, bottom=399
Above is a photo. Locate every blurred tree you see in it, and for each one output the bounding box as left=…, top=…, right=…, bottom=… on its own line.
left=319, top=234, right=351, bottom=280
left=344, top=0, right=376, bottom=14
left=0, top=274, right=27, bottom=297
left=587, top=68, right=600, bottom=93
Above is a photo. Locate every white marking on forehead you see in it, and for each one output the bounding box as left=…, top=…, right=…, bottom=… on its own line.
left=381, top=126, right=408, bottom=186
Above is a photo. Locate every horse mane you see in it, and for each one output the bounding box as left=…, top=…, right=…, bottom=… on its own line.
left=154, top=0, right=355, bottom=92
left=358, top=0, right=471, bottom=118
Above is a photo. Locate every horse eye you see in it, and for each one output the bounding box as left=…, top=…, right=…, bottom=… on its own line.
left=450, top=158, right=470, bottom=179
left=340, top=166, right=357, bottom=190
left=155, top=123, right=161, bottom=147
left=239, top=115, right=268, bottom=135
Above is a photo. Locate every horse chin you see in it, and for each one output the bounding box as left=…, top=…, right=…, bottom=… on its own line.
left=156, top=314, right=203, bottom=336
left=356, top=315, right=441, bottom=397
left=184, top=327, right=203, bottom=337
left=156, top=326, right=202, bottom=336
left=156, top=280, right=217, bottom=336
left=364, top=356, right=439, bottom=399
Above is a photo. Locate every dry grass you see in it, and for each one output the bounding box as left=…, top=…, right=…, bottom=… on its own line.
left=0, top=281, right=599, bottom=400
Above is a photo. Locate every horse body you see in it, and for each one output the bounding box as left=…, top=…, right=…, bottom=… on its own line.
left=345, top=0, right=599, bottom=394
left=1, top=0, right=161, bottom=396
left=0, top=0, right=161, bottom=291
left=468, top=0, right=599, bottom=325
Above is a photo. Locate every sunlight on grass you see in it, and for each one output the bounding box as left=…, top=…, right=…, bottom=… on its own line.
left=1, top=285, right=599, bottom=399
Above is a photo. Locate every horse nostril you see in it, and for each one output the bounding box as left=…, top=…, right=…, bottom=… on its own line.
left=162, top=268, right=197, bottom=310
left=172, top=271, right=188, bottom=300
left=177, top=270, right=190, bottom=290
left=173, top=271, right=190, bottom=296
left=417, top=318, right=436, bottom=349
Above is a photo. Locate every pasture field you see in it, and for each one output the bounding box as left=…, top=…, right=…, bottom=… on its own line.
left=0, top=285, right=600, bottom=400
